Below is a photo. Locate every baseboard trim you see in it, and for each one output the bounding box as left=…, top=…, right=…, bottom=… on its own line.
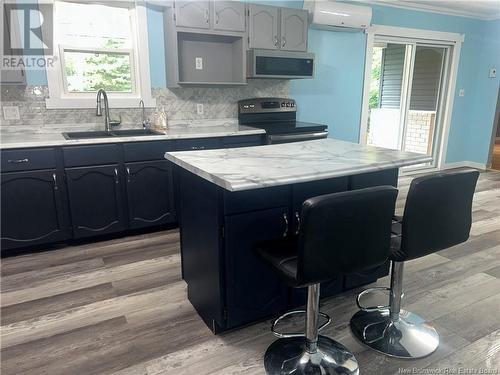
left=442, top=161, right=487, bottom=170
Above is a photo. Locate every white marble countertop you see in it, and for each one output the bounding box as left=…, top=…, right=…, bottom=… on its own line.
left=0, top=124, right=264, bottom=149
left=165, top=138, right=433, bottom=191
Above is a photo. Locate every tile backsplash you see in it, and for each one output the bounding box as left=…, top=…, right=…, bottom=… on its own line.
left=0, top=80, right=289, bottom=132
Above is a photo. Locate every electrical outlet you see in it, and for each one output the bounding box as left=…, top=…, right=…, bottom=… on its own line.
left=489, top=68, right=497, bottom=78
left=196, top=103, right=204, bottom=115
left=195, top=57, right=203, bottom=70
left=459, top=88, right=465, bottom=97
left=3, top=105, right=20, bottom=120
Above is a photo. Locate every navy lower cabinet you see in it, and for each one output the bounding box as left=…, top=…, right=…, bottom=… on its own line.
left=177, top=167, right=399, bottom=333
left=1, top=169, right=68, bottom=250
left=125, top=161, right=176, bottom=229
left=65, top=165, right=126, bottom=238
left=224, top=207, right=289, bottom=329
left=0, top=134, right=264, bottom=253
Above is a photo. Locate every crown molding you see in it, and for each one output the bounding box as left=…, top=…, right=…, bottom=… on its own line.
left=358, top=0, right=500, bottom=21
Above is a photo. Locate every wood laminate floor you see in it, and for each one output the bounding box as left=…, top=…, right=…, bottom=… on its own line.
left=1, top=169, right=500, bottom=375
left=492, top=142, right=500, bottom=171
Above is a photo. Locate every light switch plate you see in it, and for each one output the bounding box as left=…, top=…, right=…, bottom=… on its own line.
left=459, top=88, right=465, bottom=97
left=490, top=68, right=497, bottom=78
left=3, top=105, right=20, bottom=120
left=196, top=103, right=204, bottom=115
left=195, top=57, right=203, bottom=70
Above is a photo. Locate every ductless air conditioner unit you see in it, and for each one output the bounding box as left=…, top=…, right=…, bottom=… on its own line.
left=303, top=1, right=372, bottom=31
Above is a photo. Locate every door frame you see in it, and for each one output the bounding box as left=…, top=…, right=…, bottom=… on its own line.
left=359, top=25, right=464, bottom=171
left=487, top=87, right=500, bottom=169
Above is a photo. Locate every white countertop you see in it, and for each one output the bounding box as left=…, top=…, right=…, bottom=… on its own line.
left=165, top=138, right=433, bottom=191
left=0, top=124, right=264, bottom=149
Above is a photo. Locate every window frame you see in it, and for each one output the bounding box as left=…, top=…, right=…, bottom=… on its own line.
left=45, top=0, right=156, bottom=109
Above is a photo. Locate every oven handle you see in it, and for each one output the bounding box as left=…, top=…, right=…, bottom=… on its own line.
left=268, top=131, right=328, bottom=143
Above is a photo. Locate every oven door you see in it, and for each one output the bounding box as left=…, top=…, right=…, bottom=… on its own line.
left=247, top=49, right=315, bottom=79
left=267, top=131, right=328, bottom=144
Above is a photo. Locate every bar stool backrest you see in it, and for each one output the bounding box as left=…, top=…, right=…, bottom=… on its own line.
left=401, top=170, right=479, bottom=261
left=296, top=186, right=398, bottom=287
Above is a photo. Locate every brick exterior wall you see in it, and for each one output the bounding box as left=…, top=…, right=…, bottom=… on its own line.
left=404, top=111, right=435, bottom=155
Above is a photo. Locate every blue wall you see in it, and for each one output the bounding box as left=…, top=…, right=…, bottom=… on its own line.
left=291, top=30, right=366, bottom=143
left=147, top=6, right=167, bottom=88
left=290, top=3, right=500, bottom=165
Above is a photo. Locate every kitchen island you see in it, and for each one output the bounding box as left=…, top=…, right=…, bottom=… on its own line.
left=165, top=139, right=432, bottom=333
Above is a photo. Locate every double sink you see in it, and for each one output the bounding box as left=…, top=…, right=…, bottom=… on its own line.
left=62, top=129, right=163, bottom=140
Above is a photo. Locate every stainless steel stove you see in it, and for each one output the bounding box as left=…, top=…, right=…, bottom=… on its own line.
left=238, top=98, right=328, bottom=144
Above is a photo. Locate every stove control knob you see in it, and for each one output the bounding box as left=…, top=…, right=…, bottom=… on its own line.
left=243, top=105, right=249, bottom=109
left=286, top=102, right=291, bottom=107
left=281, top=102, right=286, bottom=108
left=291, top=102, right=295, bottom=107
left=249, top=104, right=255, bottom=108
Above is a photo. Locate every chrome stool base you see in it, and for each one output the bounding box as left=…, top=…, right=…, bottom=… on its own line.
left=350, top=309, right=439, bottom=359
left=264, top=335, right=359, bottom=375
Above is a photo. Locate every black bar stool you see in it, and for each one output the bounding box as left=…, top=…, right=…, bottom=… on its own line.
left=257, top=186, right=398, bottom=375
left=350, top=169, right=479, bottom=359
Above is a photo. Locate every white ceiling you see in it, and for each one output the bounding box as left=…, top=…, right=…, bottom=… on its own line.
left=366, top=0, right=500, bottom=20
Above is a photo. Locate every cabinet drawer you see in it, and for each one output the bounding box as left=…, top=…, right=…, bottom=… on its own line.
left=123, top=141, right=176, bottom=162
left=350, top=169, right=399, bottom=190
left=63, top=144, right=118, bottom=167
left=292, top=177, right=349, bottom=210
left=176, top=137, right=223, bottom=151
left=224, top=185, right=290, bottom=215
left=222, top=134, right=263, bottom=147
left=1, top=148, right=56, bottom=172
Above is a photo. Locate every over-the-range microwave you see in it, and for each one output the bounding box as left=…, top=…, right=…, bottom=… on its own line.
left=247, top=49, right=315, bottom=79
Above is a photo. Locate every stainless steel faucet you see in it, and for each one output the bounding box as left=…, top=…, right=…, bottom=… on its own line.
left=139, top=99, right=150, bottom=129
left=96, top=89, right=121, bottom=131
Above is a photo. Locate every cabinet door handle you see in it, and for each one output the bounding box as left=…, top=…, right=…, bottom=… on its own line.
left=282, top=36, right=286, bottom=48
left=282, top=213, right=289, bottom=237
left=8, top=158, right=29, bottom=164
left=52, top=173, right=58, bottom=190
left=205, top=9, right=209, bottom=23
left=215, top=12, right=219, bottom=24
left=273, top=36, right=279, bottom=48
left=190, top=146, right=206, bottom=150
left=295, top=211, right=300, bottom=235
left=126, top=167, right=131, bottom=183
left=114, top=168, right=119, bottom=184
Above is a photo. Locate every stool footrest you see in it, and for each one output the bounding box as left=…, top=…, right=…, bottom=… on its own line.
left=356, top=287, right=395, bottom=312
left=271, top=309, right=332, bottom=338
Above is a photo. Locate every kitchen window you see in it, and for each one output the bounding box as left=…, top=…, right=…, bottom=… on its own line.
left=45, top=0, right=155, bottom=109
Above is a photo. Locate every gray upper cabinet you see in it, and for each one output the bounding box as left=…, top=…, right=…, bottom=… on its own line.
left=280, top=8, right=308, bottom=52
left=247, top=4, right=308, bottom=52
left=213, top=1, right=245, bottom=32
left=165, top=1, right=247, bottom=87
left=248, top=4, right=279, bottom=50
left=175, top=1, right=211, bottom=29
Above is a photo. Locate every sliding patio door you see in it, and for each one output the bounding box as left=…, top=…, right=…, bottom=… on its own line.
left=366, top=38, right=449, bottom=170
